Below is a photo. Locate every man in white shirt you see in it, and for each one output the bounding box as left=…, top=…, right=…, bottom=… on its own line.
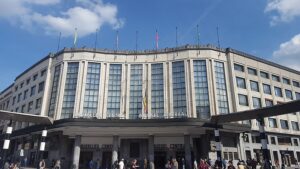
left=119, top=159, right=125, bottom=169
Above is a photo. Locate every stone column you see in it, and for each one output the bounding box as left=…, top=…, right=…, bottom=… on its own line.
left=148, top=135, right=155, bottom=169
left=72, top=135, right=81, bottom=169
left=112, top=136, right=119, bottom=166
left=184, top=135, right=192, bottom=169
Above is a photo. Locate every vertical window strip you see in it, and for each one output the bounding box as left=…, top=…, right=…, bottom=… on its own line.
left=214, top=61, right=229, bottom=114
left=172, top=61, right=187, bottom=117
left=193, top=60, right=210, bottom=119
left=83, top=63, right=101, bottom=117
left=151, top=63, right=164, bottom=118
left=107, top=64, right=122, bottom=118
left=129, top=64, right=143, bottom=119
left=48, top=65, right=61, bottom=117
left=61, top=62, right=79, bottom=119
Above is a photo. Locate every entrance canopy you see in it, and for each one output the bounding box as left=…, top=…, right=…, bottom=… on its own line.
left=210, top=100, right=300, bottom=124
left=0, top=110, right=53, bottom=125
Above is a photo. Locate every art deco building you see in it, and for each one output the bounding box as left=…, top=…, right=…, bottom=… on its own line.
left=0, top=45, right=300, bottom=169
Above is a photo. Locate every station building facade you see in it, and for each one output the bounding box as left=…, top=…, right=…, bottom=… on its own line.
left=0, top=45, right=300, bottom=168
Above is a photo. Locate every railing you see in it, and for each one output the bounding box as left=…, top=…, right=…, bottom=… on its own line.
left=73, top=112, right=199, bottom=120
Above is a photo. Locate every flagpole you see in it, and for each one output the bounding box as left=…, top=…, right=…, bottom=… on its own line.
left=197, top=24, right=200, bottom=55
left=94, top=29, right=98, bottom=50
left=176, top=26, right=178, bottom=48
left=73, top=27, right=78, bottom=48
left=217, top=26, right=221, bottom=56
left=116, top=30, right=119, bottom=51
left=155, top=29, right=158, bottom=51
left=135, top=30, right=138, bottom=53
left=57, top=32, right=61, bottom=52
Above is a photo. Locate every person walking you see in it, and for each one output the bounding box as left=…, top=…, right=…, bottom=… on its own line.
left=119, top=159, right=125, bottom=169
left=39, top=159, right=46, bottom=169
left=227, top=161, right=235, bottom=169
left=54, top=160, right=61, bottom=169
left=131, top=159, right=139, bottom=169
left=165, top=160, right=172, bottom=169
left=171, top=158, right=178, bottom=169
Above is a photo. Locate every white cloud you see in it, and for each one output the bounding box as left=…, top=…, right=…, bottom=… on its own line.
left=0, top=0, right=124, bottom=37
left=265, top=0, right=300, bottom=25
left=272, top=34, right=300, bottom=71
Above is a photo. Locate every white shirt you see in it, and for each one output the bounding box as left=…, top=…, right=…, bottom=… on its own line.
left=119, top=161, right=124, bottom=169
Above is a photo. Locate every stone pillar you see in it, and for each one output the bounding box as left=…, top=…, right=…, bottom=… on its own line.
left=184, top=135, right=192, bottom=169
left=112, top=136, right=119, bottom=166
left=148, top=135, right=155, bottom=169
left=72, top=135, right=81, bottom=169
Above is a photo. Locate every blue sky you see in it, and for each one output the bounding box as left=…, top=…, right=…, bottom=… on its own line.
left=0, top=0, right=300, bottom=91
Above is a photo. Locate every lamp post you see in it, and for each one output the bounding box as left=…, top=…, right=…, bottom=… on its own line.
left=2, top=120, right=13, bottom=167
left=39, top=129, right=47, bottom=162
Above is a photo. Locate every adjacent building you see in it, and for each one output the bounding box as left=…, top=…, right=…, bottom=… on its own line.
left=0, top=45, right=300, bottom=168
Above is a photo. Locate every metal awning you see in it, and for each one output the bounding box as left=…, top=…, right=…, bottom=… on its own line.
left=0, top=110, right=53, bottom=125
left=210, top=100, right=300, bottom=124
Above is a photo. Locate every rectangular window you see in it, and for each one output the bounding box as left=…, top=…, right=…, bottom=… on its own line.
left=293, top=81, right=300, bottom=88
left=285, top=89, right=293, bottom=100
left=12, top=96, right=16, bottom=105
left=250, top=80, right=259, bottom=92
left=33, top=74, right=38, bottom=81
left=274, top=87, right=283, bottom=97
left=107, top=64, right=122, bottom=118
left=265, top=99, right=273, bottom=107
left=260, top=71, right=269, bottom=79
left=236, top=77, right=246, bottom=89
left=296, top=92, right=300, bottom=100
left=247, top=67, right=257, bottom=75
left=234, top=63, right=244, bottom=72
left=272, top=75, right=280, bottom=82
left=30, top=85, right=36, bottom=96
left=48, top=65, right=61, bottom=117
left=38, top=81, right=45, bottom=93
left=172, top=61, right=187, bottom=117
left=151, top=63, right=164, bottom=118
left=270, top=137, right=276, bottom=144
left=21, top=104, right=26, bottom=113
left=36, top=97, right=42, bottom=109
left=17, top=93, right=22, bottom=103
left=252, top=97, right=261, bottom=109
left=269, top=118, right=277, bottom=128
left=129, top=64, right=143, bottom=119
left=26, top=78, right=31, bottom=85
left=194, top=60, right=210, bottom=119
left=83, top=63, right=101, bottom=117
left=282, top=78, right=290, bottom=85
left=292, top=121, right=299, bottom=131
left=23, top=89, right=28, bottom=100
left=238, top=94, right=248, bottom=106
left=280, top=120, right=289, bottom=129
left=27, top=101, right=33, bottom=112
left=215, top=62, right=229, bottom=114
left=41, top=69, right=46, bottom=77
left=263, top=84, right=271, bottom=95
left=61, top=62, right=79, bottom=119
left=293, top=139, right=299, bottom=146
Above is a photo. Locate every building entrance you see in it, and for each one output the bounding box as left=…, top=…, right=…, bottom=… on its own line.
left=154, top=151, right=167, bottom=169
left=102, top=151, right=112, bottom=169
left=176, top=151, right=185, bottom=169
left=79, top=151, right=93, bottom=169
